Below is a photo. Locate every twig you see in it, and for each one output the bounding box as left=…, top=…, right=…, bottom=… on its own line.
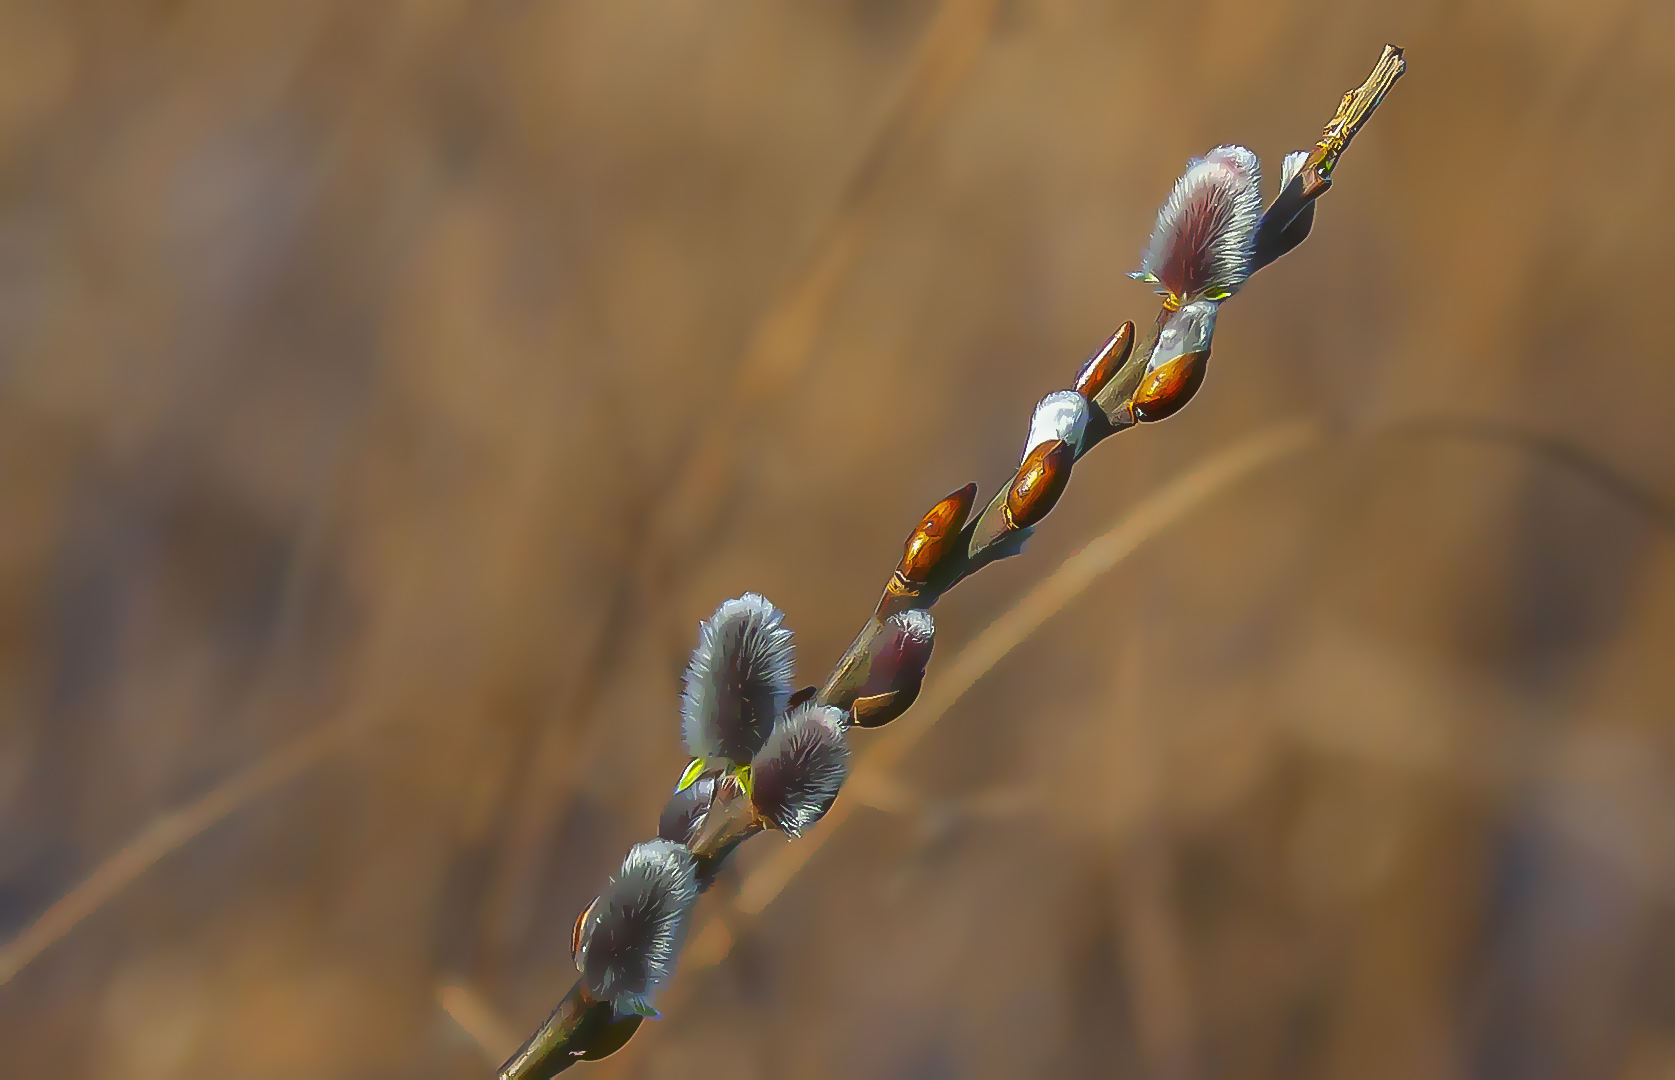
left=1378, top=414, right=1675, bottom=530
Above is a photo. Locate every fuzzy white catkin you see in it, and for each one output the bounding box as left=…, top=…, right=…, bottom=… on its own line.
left=680, top=593, right=795, bottom=765
left=1280, top=151, right=1309, bottom=190
left=575, top=839, right=699, bottom=1012
left=1148, top=300, right=1219, bottom=373
left=1134, top=144, right=1264, bottom=303
left=749, top=704, right=850, bottom=838
left=1021, top=390, right=1090, bottom=464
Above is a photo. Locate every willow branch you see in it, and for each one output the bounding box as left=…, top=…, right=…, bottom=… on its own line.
left=497, top=44, right=1407, bottom=1078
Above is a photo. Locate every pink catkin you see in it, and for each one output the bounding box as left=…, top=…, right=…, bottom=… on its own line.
left=1159, top=170, right=1238, bottom=299
left=1139, top=146, right=1262, bottom=303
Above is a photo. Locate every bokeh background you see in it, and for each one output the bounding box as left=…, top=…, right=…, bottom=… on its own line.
left=2, top=1, right=1673, bottom=1077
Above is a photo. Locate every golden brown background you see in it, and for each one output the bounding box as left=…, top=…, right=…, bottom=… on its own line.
left=2, top=1, right=1673, bottom=1078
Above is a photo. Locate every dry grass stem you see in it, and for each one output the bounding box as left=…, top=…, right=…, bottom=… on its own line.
left=441, top=984, right=523, bottom=1068
left=715, top=419, right=1322, bottom=936
left=0, top=724, right=347, bottom=987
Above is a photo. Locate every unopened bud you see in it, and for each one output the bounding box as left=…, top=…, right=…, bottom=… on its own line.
left=849, top=609, right=934, bottom=729
left=899, top=483, right=978, bottom=583
left=1005, top=438, right=1073, bottom=529
left=657, top=774, right=716, bottom=846
left=1074, top=322, right=1135, bottom=400
left=1133, top=350, right=1210, bottom=422
left=1252, top=150, right=1317, bottom=271
left=1130, top=300, right=1216, bottom=422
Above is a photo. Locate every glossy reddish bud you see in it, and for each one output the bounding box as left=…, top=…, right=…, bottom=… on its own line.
left=1132, top=350, right=1209, bottom=422
left=786, top=685, right=817, bottom=710
left=899, top=483, right=978, bottom=582
left=1005, top=439, right=1073, bottom=528
left=1074, top=322, right=1135, bottom=400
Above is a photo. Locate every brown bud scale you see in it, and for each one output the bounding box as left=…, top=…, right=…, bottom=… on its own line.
left=572, top=895, right=598, bottom=961
left=1132, top=350, right=1209, bottom=422
left=1006, top=439, right=1073, bottom=528
left=850, top=684, right=922, bottom=729
left=1074, top=322, right=1135, bottom=400
left=1300, top=154, right=1333, bottom=201
left=875, top=571, right=930, bottom=620
left=900, top=483, right=978, bottom=582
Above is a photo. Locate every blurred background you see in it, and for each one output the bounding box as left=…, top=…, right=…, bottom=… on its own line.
left=1, top=1, right=1673, bottom=1077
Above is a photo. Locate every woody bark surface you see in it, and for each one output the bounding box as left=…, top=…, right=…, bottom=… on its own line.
left=498, top=44, right=1405, bottom=1078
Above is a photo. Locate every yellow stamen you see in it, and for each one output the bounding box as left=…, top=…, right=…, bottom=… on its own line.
left=676, top=758, right=707, bottom=792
